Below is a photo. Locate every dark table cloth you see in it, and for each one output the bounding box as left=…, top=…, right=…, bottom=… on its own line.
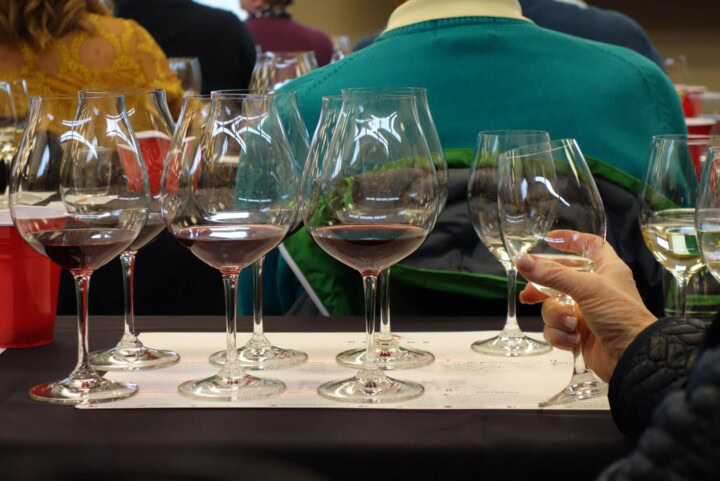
left=0, top=315, right=632, bottom=480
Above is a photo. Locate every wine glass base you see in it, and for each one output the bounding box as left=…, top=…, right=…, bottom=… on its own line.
left=178, top=373, right=285, bottom=401
left=317, top=369, right=424, bottom=404
left=471, top=334, right=552, bottom=357
left=336, top=342, right=434, bottom=370
left=539, top=370, right=608, bottom=407
left=29, top=375, right=138, bottom=405
left=89, top=346, right=180, bottom=371
left=209, top=345, right=308, bottom=370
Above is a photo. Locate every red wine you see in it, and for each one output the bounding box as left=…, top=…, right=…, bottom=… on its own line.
left=174, top=225, right=286, bottom=274
left=129, top=215, right=165, bottom=251
left=33, top=228, right=137, bottom=271
left=311, top=224, right=427, bottom=276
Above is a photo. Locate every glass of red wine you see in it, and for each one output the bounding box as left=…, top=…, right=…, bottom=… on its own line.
left=10, top=93, right=150, bottom=404
left=162, top=92, right=298, bottom=401
left=304, top=90, right=440, bottom=403
left=335, top=87, right=447, bottom=371
left=85, top=89, right=180, bottom=371
left=208, top=89, right=309, bottom=370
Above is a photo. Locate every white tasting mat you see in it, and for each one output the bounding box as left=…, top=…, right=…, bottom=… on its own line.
left=77, top=331, right=610, bottom=411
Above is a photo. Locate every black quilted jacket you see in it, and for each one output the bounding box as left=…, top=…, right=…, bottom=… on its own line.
left=599, top=317, right=720, bottom=480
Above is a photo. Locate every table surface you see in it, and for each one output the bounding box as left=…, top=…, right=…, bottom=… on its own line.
left=0, top=315, right=632, bottom=481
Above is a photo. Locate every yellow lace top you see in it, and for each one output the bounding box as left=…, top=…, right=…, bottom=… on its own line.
left=0, top=13, right=183, bottom=114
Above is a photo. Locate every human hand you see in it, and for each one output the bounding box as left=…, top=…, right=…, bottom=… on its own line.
left=517, top=230, right=656, bottom=382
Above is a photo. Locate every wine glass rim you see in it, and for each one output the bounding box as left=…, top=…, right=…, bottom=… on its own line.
left=169, top=56, right=200, bottom=62
left=652, top=134, right=719, bottom=143
left=477, top=129, right=550, bottom=138
left=183, top=94, right=212, bottom=100
left=343, top=87, right=426, bottom=94
left=79, top=88, right=165, bottom=99
left=259, top=50, right=316, bottom=57
left=504, top=138, right=579, bottom=158
left=28, top=94, right=77, bottom=101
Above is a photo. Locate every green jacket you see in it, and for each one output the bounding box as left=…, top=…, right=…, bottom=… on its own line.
left=270, top=16, right=685, bottom=316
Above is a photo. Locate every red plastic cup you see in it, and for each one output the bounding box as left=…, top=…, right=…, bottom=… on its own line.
left=682, top=85, right=706, bottom=117
left=0, top=209, right=62, bottom=348
left=686, top=117, right=716, bottom=136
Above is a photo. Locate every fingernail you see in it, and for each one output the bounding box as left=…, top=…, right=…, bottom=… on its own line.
left=563, top=316, right=578, bottom=331
left=567, top=333, right=581, bottom=345
left=517, top=255, right=535, bottom=273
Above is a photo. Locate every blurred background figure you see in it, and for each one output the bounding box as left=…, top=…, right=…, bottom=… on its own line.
left=241, top=0, right=334, bottom=66
left=116, top=0, right=257, bottom=93
left=355, top=0, right=664, bottom=69
left=0, top=0, right=183, bottom=114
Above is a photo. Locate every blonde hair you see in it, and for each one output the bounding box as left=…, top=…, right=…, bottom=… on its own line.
left=0, top=0, right=113, bottom=49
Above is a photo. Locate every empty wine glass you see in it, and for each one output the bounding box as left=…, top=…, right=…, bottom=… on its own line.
left=331, top=35, right=352, bottom=63
left=469, top=130, right=553, bottom=356
left=8, top=79, right=29, bottom=127
left=10, top=93, right=150, bottom=404
left=334, top=87, right=447, bottom=370
left=498, top=139, right=608, bottom=407
left=169, top=57, right=203, bottom=95
left=87, top=89, right=180, bottom=371
left=0, top=82, right=18, bottom=209
left=698, top=147, right=720, bottom=282
left=162, top=92, right=297, bottom=401
left=208, top=88, right=309, bottom=370
left=304, top=91, right=439, bottom=402
left=249, top=51, right=318, bottom=92
left=639, top=135, right=719, bottom=319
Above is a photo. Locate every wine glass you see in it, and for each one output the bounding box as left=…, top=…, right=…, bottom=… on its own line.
left=639, top=135, right=719, bottom=319
left=87, top=89, right=180, bottom=371
left=497, top=139, right=608, bottom=407
left=249, top=51, right=318, bottom=92
left=304, top=91, right=439, bottom=403
left=162, top=92, right=297, bottom=401
left=697, top=147, right=720, bottom=282
left=208, top=89, right=309, bottom=370
left=334, top=86, right=447, bottom=370
left=10, top=93, right=150, bottom=404
left=169, top=57, right=203, bottom=95
left=0, top=82, right=18, bottom=209
left=8, top=79, right=30, bottom=127
left=468, top=130, right=553, bottom=356
left=331, top=35, right=352, bottom=63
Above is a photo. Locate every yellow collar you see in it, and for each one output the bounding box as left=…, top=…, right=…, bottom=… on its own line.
left=386, top=0, right=530, bottom=33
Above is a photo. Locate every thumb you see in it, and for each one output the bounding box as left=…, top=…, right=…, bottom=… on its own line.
left=516, top=254, right=595, bottom=303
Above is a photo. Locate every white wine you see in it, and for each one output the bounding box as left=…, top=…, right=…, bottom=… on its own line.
left=480, top=235, right=512, bottom=268
left=641, top=208, right=704, bottom=278
left=530, top=253, right=595, bottom=298
left=502, top=234, right=540, bottom=259
left=697, top=220, right=720, bottom=282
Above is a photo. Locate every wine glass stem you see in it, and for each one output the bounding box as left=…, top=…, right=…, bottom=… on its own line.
left=501, top=266, right=520, bottom=336
left=572, top=344, right=586, bottom=375
left=120, top=251, right=137, bottom=339
left=362, top=274, right=379, bottom=370
left=378, top=268, right=392, bottom=341
left=221, top=273, right=243, bottom=377
left=72, top=272, right=95, bottom=375
left=252, top=256, right=265, bottom=337
left=675, top=273, right=689, bottom=320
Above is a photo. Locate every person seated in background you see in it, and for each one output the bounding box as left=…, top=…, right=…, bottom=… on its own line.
left=0, top=0, right=183, bottom=115
left=515, top=231, right=719, bottom=480
left=240, top=0, right=334, bottom=67
left=274, top=0, right=685, bottom=318
left=115, top=0, right=257, bottom=93
left=355, top=0, right=664, bottom=69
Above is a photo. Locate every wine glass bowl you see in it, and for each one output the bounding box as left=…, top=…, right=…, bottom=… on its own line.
left=304, top=91, right=439, bottom=402
left=169, top=57, right=203, bottom=95
left=249, top=51, right=318, bottom=92
left=10, top=93, right=150, bottom=404
left=697, top=147, right=720, bottom=282
left=498, top=139, right=608, bottom=407
left=162, top=92, right=297, bottom=401
left=468, top=130, right=553, bottom=357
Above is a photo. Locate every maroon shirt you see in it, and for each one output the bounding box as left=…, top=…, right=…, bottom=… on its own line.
left=245, top=17, right=334, bottom=67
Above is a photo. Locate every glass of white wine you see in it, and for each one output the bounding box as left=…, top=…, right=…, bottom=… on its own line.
left=498, top=139, right=608, bottom=407
left=696, top=147, right=720, bottom=285
left=639, top=135, right=719, bottom=319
